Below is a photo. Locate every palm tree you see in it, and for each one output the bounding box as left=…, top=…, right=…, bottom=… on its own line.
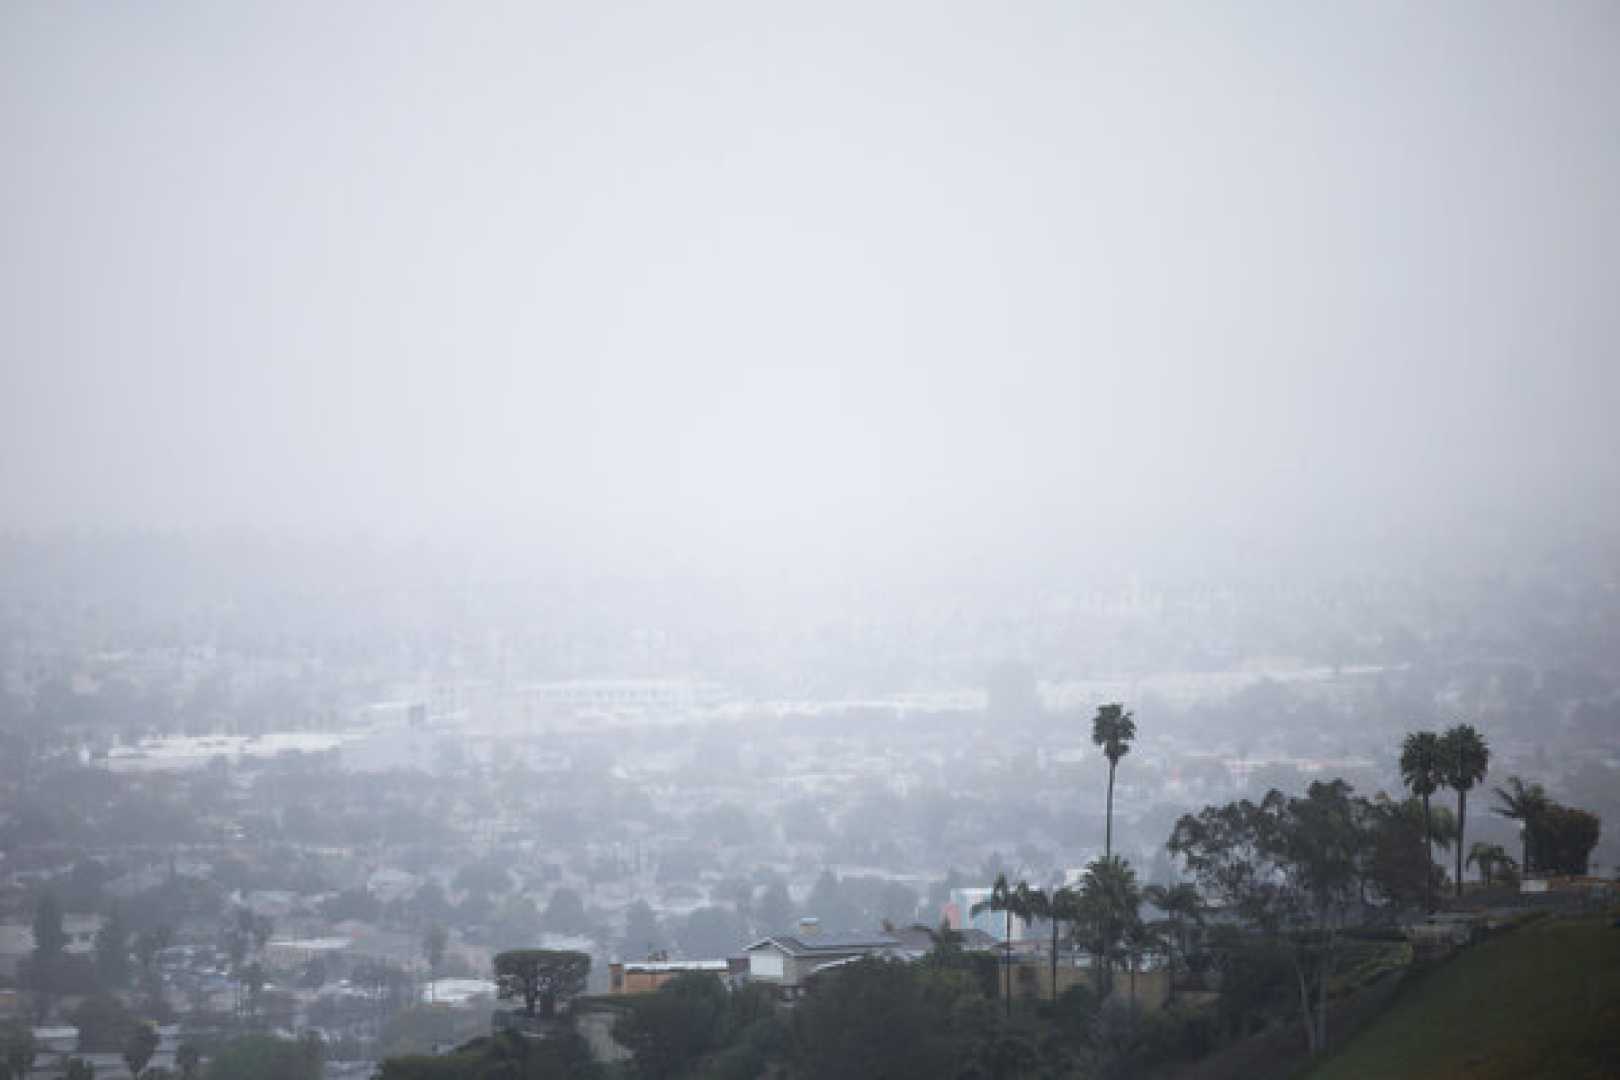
left=1399, top=731, right=1442, bottom=910
left=1082, top=855, right=1140, bottom=996
left=1144, top=882, right=1202, bottom=1003
left=1466, top=842, right=1514, bottom=888
left=971, top=874, right=1017, bottom=1016
left=1025, top=884, right=1082, bottom=1003
left=1492, top=776, right=1549, bottom=878
left=1437, top=724, right=1490, bottom=897
left=1122, top=918, right=1160, bottom=1004
left=1048, top=886, right=1081, bottom=1003
left=1092, top=703, right=1137, bottom=859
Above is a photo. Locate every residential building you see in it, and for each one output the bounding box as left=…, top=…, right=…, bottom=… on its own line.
left=607, top=958, right=742, bottom=994
left=744, top=923, right=900, bottom=996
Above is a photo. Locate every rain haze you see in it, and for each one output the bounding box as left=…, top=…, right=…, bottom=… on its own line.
left=1, top=4, right=1617, bottom=1078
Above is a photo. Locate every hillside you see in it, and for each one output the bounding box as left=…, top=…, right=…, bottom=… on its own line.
left=1307, top=914, right=1620, bottom=1080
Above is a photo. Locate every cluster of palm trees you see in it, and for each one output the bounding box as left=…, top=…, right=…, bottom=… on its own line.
left=971, top=858, right=1204, bottom=1009
left=1398, top=723, right=1490, bottom=909
left=969, top=704, right=1195, bottom=1008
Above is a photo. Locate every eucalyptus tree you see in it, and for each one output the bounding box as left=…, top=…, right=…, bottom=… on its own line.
left=1168, top=780, right=1369, bottom=1057
left=1398, top=730, right=1442, bottom=910
left=1091, top=703, right=1137, bottom=859
left=1437, top=724, right=1490, bottom=896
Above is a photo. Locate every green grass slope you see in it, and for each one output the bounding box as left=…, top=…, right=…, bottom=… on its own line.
left=1308, top=915, right=1620, bottom=1080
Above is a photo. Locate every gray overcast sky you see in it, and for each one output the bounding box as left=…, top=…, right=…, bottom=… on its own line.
left=3, top=1, right=1617, bottom=578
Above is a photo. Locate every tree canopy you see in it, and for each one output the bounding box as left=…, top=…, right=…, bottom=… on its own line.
left=493, top=949, right=590, bottom=1019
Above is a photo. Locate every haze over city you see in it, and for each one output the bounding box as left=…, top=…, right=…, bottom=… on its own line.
left=1, top=3, right=1616, bottom=1079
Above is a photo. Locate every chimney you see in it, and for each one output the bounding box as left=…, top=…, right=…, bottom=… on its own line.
left=797, top=916, right=821, bottom=938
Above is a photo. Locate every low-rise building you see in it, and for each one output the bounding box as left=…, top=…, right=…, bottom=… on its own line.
left=607, top=958, right=740, bottom=994
left=744, top=924, right=900, bottom=996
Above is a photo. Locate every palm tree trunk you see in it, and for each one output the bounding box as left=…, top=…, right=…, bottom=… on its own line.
left=1050, top=918, right=1059, bottom=1002
left=1005, top=909, right=1012, bottom=1017
left=1105, top=761, right=1116, bottom=859
left=1167, top=922, right=1178, bottom=1004
left=1422, top=791, right=1433, bottom=912
left=1455, top=789, right=1467, bottom=898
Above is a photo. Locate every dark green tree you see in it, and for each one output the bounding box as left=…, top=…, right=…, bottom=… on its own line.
left=970, top=874, right=1018, bottom=1016
left=790, top=959, right=958, bottom=1079
left=1168, top=781, right=1368, bottom=1057
left=1466, top=842, right=1515, bottom=887
left=612, top=971, right=728, bottom=1079
left=376, top=1028, right=595, bottom=1079
left=1081, top=856, right=1140, bottom=996
left=492, top=949, right=589, bottom=1019
left=123, top=1022, right=159, bottom=1078
left=1536, top=802, right=1601, bottom=875
left=2, top=1022, right=37, bottom=1080
left=1398, top=730, right=1443, bottom=910
left=1092, top=703, right=1137, bottom=859
left=1492, top=775, right=1550, bottom=877
left=1025, top=884, right=1081, bottom=1003
left=1438, top=724, right=1490, bottom=896
left=1143, top=882, right=1202, bottom=1003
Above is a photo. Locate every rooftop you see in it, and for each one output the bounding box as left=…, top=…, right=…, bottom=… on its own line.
left=746, top=932, right=900, bottom=956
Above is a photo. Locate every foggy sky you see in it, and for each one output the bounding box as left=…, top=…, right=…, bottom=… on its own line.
left=4, top=2, right=1618, bottom=579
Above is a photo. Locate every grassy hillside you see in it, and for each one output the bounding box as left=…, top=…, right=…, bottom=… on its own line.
left=1308, top=914, right=1620, bottom=1080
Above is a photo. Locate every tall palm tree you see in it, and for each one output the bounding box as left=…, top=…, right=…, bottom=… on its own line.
left=1492, top=775, right=1549, bottom=878
left=1438, top=724, right=1490, bottom=897
left=1082, top=855, right=1140, bottom=996
left=1092, top=703, right=1137, bottom=859
left=971, top=874, right=1018, bottom=1016
left=1399, top=731, right=1443, bottom=911
left=1144, top=882, right=1202, bottom=1003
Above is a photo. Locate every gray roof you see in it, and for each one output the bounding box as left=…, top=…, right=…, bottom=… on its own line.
left=886, top=925, right=1000, bottom=955
left=746, top=931, right=899, bottom=957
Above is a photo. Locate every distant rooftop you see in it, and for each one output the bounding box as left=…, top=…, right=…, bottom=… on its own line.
left=623, top=960, right=729, bottom=972
left=747, top=932, right=899, bottom=957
